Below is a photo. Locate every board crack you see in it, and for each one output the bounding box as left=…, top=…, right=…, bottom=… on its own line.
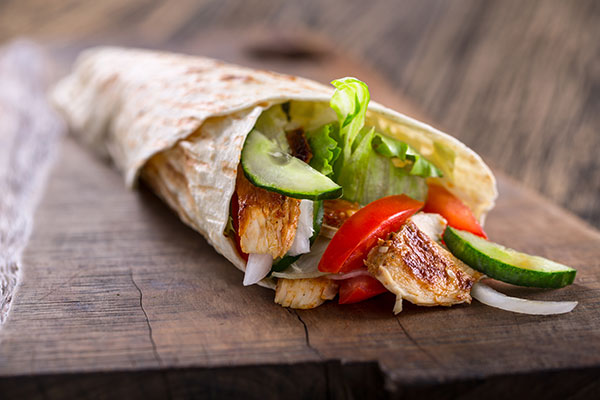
left=395, top=317, right=440, bottom=366
left=129, top=269, right=164, bottom=368
left=289, top=309, right=323, bottom=360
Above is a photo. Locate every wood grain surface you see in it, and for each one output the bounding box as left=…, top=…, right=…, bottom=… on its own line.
left=1, top=135, right=600, bottom=396
left=0, top=30, right=599, bottom=399
left=0, top=0, right=598, bottom=229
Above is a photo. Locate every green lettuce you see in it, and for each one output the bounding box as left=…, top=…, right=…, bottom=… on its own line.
left=334, top=126, right=428, bottom=204
left=328, top=78, right=439, bottom=204
left=330, top=77, right=370, bottom=164
left=305, top=124, right=341, bottom=177
left=372, top=134, right=443, bottom=178
left=250, top=80, right=443, bottom=205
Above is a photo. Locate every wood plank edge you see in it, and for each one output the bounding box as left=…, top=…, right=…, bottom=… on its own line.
left=2, top=362, right=599, bottom=399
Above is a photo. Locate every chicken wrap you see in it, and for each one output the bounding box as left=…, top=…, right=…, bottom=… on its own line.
left=52, top=47, right=500, bottom=313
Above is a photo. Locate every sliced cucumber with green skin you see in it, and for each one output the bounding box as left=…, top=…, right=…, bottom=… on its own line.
left=241, top=129, right=343, bottom=200
left=271, top=200, right=324, bottom=273
left=444, top=227, right=576, bottom=288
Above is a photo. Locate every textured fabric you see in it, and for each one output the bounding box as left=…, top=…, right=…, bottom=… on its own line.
left=0, top=41, right=65, bottom=323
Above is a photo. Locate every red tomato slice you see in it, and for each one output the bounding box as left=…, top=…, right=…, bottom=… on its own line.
left=318, top=195, right=423, bottom=274
left=338, top=275, right=388, bottom=304
left=423, top=183, right=487, bottom=239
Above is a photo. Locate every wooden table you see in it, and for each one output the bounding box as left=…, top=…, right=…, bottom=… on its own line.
left=0, top=2, right=599, bottom=399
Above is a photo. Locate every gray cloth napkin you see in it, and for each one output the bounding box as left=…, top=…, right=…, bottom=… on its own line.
left=0, top=40, right=65, bottom=324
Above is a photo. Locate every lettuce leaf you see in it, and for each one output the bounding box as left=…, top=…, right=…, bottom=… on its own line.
left=330, top=77, right=370, bottom=171
left=335, top=126, right=428, bottom=204
left=371, top=133, right=408, bottom=158
left=328, top=78, right=434, bottom=204
left=372, top=134, right=443, bottom=178
left=305, top=124, right=341, bottom=177
left=250, top=81, right=442, bottom=206
left=406, top=147, right=443, bottom=178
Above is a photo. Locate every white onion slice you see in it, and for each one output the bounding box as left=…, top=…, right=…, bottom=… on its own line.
left=288, top=200, right=314, bottom=256
left=271, top=236, right=330, bottom=279
left=326, top=268, right=372, bottom=280
left=243, top=253, right=273, bottom=286
left=471, top=282, right=578, bottom=315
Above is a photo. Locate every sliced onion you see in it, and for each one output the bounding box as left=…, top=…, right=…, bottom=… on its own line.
left=288, top=200, right=314, bottom=256
left=320, top=223, right=338, bottom=239
left=271, top=236, right=330, bottom=279
left=326, top=268, right=372, bottom=280
left=410, top=212, right=447, bottom=242
left=243, top=253, right=273, bottom=286
left=471, top=282, right=577, bottom=315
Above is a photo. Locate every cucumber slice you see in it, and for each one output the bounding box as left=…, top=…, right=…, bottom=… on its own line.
left=241, top=129, right=342, bottom=200
left=443, top=227, right=576, bottom=288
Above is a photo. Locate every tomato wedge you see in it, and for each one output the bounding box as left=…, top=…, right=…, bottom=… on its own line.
left=423, top=183, right=487, bottom=239
left=318, top=195, right=423, bottom=274
left=338, top=275, right=388, bottom=304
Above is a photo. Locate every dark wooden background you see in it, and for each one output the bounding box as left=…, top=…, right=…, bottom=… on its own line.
left=0, top=0, right=598, bottom=228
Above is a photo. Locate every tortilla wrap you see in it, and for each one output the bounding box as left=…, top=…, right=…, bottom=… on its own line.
left=51, top=47, right=497, bottom=286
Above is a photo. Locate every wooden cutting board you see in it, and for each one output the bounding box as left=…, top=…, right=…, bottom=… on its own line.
left=1, top=30, right=600, bottom=399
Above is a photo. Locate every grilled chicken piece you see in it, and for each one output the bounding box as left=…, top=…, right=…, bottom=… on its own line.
left=275, top=277, right=339, bottom=309
left=236, top=171, right=300, bottom=259
left=366, top=220, right=482, bottom=314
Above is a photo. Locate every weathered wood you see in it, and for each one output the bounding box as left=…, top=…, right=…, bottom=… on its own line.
left=0, top=362, right=388, bottom=400
left=2, top=137, right=599, bottom=395
left=1, top=364, right=599, bottom=400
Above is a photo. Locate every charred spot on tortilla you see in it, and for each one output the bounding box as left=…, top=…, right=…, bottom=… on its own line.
left=185, top=66, right=212, bottom=75
left=175, top=116, right=198, bottom=127
left=98, top=73, right=118, bottom=92
left=220, top=161, right=237, bottom=177
left=220, top=74, right=258, bottom=84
